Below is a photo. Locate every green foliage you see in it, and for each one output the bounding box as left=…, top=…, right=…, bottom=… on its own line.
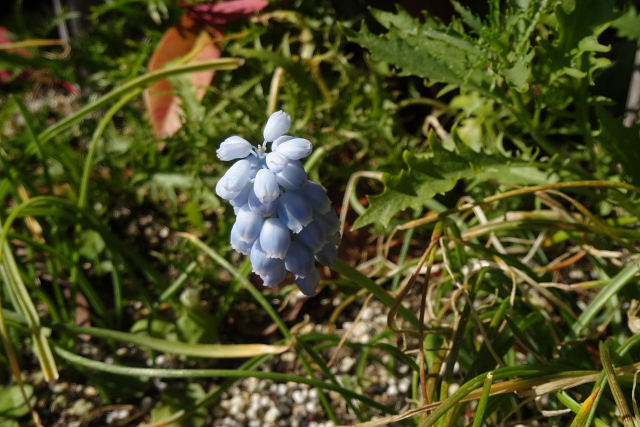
left=1, top=1, right=640, bottom=426
left=354, top=142, right=541, bottom=228
left=350, top=0, right=638, bottom=227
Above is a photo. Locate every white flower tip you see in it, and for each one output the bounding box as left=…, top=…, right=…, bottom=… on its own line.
left=263, top=111, right=291, bottom=142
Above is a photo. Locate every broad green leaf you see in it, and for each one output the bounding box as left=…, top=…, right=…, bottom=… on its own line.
left=0, top=384, right=33, bottom=418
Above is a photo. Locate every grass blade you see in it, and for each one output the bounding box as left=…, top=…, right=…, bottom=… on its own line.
left=61, top=324, right=288, bottom=358
left=0, top=235, right=58, bottom=381
left=38, top=58, right=244, bottom=143
left=572, top=260, right=640, bottom=336
left=471, top=372, right=493, bottom=427
left=599, top=341, right=635, bottom=427
left=54, top=346, right=394, bottom=413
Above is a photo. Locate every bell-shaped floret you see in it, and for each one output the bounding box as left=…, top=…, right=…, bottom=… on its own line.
left=317, top=209, right=340, bottom=236
left=259, top=218, right=291, bottom=259
left=231, top=226, right=253, bottom=255
left=274, top=138, right=312, bottom=160
left=297, top=220, right=325, bottom=252
left=259, top=261, right=287, bottom=288
left=263, top=111, right=291, bottom=142
left=315, top=242, right=337, bottom=267
left=217, top=136, right=253, bottom=161
left=253, top=168, right=280, bottom=204
left=276, top=160, right=307, bottom=190
left=216, top=158, right=258, bottom=200
left=277, top=191, right=313, bottom=233
left=284, top=241, right=315, bottom=277
left=266, top=151, right=288, bottom=173
left=295, top=269, right=320, bottom=296
left=232, top=205, right=264, bottom=244
left=299, top=181, right=331, bottom=213
left=271, top=135, right=293, bottom=151
left=250, top=240, right=283, bottom=275
left=230, top=182, right=252, bottom=208
left=248, top=187, right=276, bottom=216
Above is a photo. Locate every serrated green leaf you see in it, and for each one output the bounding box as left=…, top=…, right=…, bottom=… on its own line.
left=611, top=5, right=640, bottom=39
left=369, top=7, right=418, bottom=35
left=346, top=15, right=491, bottom=94
left=504, top=51, right=532, bottom=92
left=353, top=146, right=539, bottom=229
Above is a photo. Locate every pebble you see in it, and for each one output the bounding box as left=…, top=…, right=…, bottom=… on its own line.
left=210, top=300, right=413, bottom=426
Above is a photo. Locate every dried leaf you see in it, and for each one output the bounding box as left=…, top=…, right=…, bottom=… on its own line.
left=144, top=16, right=221, bottom=138
left=627, top=299, right=640, bottom=334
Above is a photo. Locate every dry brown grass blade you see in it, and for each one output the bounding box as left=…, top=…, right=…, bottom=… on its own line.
left=346, top=362, right=640, bottom=427
left=600, top=342, right=635, bottom=427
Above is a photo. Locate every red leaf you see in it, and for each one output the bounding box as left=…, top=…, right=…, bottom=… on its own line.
left=181, top=0, right=269, bottom=26
left=144, top=16, right=221, bottom=138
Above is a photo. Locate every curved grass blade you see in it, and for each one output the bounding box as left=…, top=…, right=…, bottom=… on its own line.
left=0, top=231, right=58, bottom=381
left=54, top=346, right=394, bottom=414
left=38, top=58, right=244, bottom=143
left=572, top=260, right=640, bottom=336
left=61, top=324, right=288, bottom=358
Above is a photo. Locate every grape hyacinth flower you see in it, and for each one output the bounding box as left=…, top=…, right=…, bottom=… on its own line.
left=216, top=111, right=340, bottom=295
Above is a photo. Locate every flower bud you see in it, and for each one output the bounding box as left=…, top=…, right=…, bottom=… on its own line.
left=285, top=241, right=315, bottom=277
left=259, top=218, right=291, bottom=259
left=271, top=135, right=293, bottom=151
left=230, top=182, right=252, bottom=208
left=277, top=191, right=313, bottom=233
left=297, top=220, right=325, bottom=252
left=295, top=269, right=320, bottom=296
left=260, top=261, right=287, bottom=288
left=263, top=111, right=291, bottom=142
left=253, top=169, right=280, bottom=204
left=315, top=242, right=337, bottom=267
left=216, top=158, right=258, bottom=199
left=276, top=160, right=307, bottom=190
left=248, top=187, right=276, bottom=216
left=266, top=151, right=288, bottom=173
left=299, top=181, right=331, bottom=213
left=250, top=239, right=284, bottom=275
left=217, top=136, right=253, bottom=161
left=231, top=225, right=254, bottom=255
left=233, top=206, right=264, bottom=244
left=275, top=138, right=312, bottom=160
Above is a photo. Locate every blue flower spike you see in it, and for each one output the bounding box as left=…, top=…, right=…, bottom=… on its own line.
left=215, top=111, right=341, bottom=296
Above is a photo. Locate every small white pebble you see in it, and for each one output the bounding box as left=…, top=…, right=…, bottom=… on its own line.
left=277, top=383, right=287, bottom=395
left=292, top=390, right=305, bottom=404
left=305, top=401, right=317, bottom=413
left=398, top=377, right=411, bottom=393
left=387, top=384, right=398, bottom=396
left=339, top=356, right=356, bottom=373
left=264, top=406, right=280, bottom=424
left=259, top=395, right=271, bottom=408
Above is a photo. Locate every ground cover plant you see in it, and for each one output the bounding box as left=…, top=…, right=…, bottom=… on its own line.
left=0, top=0, right=639, bottom=426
